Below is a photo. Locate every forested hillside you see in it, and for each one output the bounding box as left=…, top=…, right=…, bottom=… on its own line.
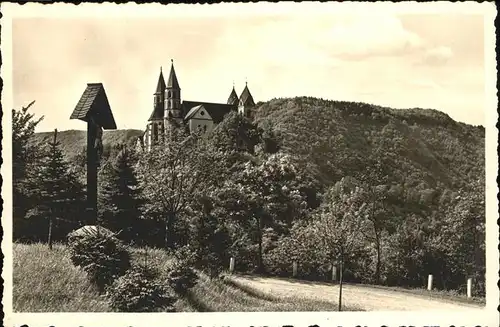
left=24, top=97, right=485, bottom=295
left=30, top=129, right=144, bottom=160
left=253, top=97, right=484, bottom=190
left=252, top=97, right=485, bottom=293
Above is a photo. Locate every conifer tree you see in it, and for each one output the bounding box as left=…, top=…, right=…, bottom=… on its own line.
left=98, top=147, right=143, bottom=243
left=25, top=129, right=85, bottom=248
left=12, top=101, right=44, bottom=238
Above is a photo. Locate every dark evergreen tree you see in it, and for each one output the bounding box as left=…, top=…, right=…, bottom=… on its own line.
left=98, top=148, right=143, bottom=243
left=24, top=129, right=86, bottom=247
left=12, top=101, right=44, bottom=240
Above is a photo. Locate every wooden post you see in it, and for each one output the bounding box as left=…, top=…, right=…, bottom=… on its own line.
left=338, top=259, right=343, bottom=311
left=87, top=120, right=98, bottom=226
left=229, top=257, right=235, bottom=273
left=467, top=278, right=472, bottom=298
left=71, top=83, right=117, bottom=231
left=427, top=274, right=433, bottom=291
left=332, top=265, right=337, bottom=282
left=292, top=261, right=298, bottom=277
left=48, top=129, right=57, bottom=251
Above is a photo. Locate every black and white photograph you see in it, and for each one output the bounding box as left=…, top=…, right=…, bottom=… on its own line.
left=1, top=2, right=498, bottom=327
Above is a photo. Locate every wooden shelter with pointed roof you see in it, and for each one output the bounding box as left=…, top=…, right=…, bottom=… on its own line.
left=70, top=82, right=117, bottom=226
left=70, top=83, right=117, bottom=129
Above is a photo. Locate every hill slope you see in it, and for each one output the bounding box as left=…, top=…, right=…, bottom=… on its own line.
left=253, top=97, right=484, bottom=192
left=31, top=97, right=484, bottom=194
left=31, top=129, right=144, bottom=159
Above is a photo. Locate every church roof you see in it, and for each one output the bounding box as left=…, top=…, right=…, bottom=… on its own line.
left=148, top=105, right=164, bottom=121
left=239, top=83, right=255, bottom=107
left=155, top=68, right=166, bottom=94
left=70, top=83, right=117, bottom=129
left=185, top=105, right=212, bottom=121
left=227, top=86, right=239, bottom=105
left=167, top=61, right=180, bottom=89
left=149, top=68, right=166, bottom=121
left=182, top=100, right=237, bottom=123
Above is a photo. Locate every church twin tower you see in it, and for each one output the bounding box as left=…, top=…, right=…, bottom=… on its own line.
left=141, top=60, right=255, bottom=150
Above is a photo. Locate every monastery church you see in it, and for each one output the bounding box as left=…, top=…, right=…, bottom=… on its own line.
left=138, top=60, right=256, bottom=150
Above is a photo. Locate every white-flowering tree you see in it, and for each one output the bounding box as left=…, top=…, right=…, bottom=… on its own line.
left=307, top=177, right=369, bottom=310
left=136, top=128, right=222, bottom=249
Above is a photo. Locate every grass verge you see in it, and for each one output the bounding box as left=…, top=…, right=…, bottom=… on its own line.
left=13, top=242, right=111, bottom=312
left=13, top=243, right=361, bottom=312
left=183, top=273, right=361, bottom=311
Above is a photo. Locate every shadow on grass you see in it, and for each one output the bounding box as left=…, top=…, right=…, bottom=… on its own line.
left=222, top=277, right=278, bottom=302
left=184, top=290, right=213, bottom=312
left=234, top=273, right=338, bottom=288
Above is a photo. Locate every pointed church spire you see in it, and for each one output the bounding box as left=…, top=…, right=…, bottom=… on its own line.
left=227, top=81, right=239, bottom=105
left=167, top=59, right=180, bottom=89
left=155, top=67, right=166, bottom=94
left=239, top=80, right=255, bottom=107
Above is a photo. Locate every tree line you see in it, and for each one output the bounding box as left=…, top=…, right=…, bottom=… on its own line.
left=12, top=99, right=485, bottom=296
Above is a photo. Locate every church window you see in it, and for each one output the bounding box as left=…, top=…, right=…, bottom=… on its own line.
left=203, top=125, right=207, bottom=132
left=168, top=91, right=171, bottom=98
left=200, top=111, right=205, bottom=116
left=153, top=123, right=158, bottom=141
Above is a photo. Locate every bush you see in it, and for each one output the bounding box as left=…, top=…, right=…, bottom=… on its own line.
left=107, top=265, right=176, bottom=312
left=166, top=251, right=199, bottom=296
left=190, top=215, right=232, bottom=278
left=68, top=225, right=131, bottom=291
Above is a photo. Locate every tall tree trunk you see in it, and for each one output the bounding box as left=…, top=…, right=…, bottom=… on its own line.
left=338, top=256, right=343, bottom=311
left=165, top=212, right=175, bottom=249
left=48, top=216, right=53, bottom=250
left=375, top=232, right=381, bottom=284
left=256, top=215, right=263, bottom=273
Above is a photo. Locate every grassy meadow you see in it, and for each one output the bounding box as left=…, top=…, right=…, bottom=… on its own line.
left=13, top=243, right=111, bottom=312
left=13, top=242, right=354, bottom=312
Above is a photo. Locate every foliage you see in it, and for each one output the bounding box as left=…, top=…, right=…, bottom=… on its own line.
left=68, top=227, right=131, bottom=291
left=98, top=147, right=144, bottom=242
left=22, top=95, right=485, bottom=296
left=108, top=265, right=176, bottom=312
left=251, top=97, right=485, bottom=293
left=13, top=101, right=44, bottom=182
left=12, top=101, right=45, bottom=236
left=210, top=111, right=262, bottom=154
left=211, top=152, right=315, bottom=272
left=22, top=130, right=86, bottom=244
left=188, top=201, right=232, bottom=278
left=136, top=128, right=221, bottom=249
left=165, top=255, right=199, bottom=296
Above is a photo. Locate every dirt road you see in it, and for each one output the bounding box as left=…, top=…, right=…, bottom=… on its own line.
left=231, top=275, right=485, bottom=311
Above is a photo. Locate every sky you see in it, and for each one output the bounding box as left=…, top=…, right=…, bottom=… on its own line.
left=10, top=3, right=490, bottom=132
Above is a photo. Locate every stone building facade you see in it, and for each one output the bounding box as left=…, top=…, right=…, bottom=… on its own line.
left=137, top=60, right=255, bottom=151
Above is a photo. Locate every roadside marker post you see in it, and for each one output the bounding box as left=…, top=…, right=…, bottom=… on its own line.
left=292, top=261, right=298, bottom=278
left=229, top=257, right=235, bottom=273
left=427, top=274, right=433, bottom=291
left=467, top=278, right=472, bottom=298
left=332, top=265, right=337, bottom=282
